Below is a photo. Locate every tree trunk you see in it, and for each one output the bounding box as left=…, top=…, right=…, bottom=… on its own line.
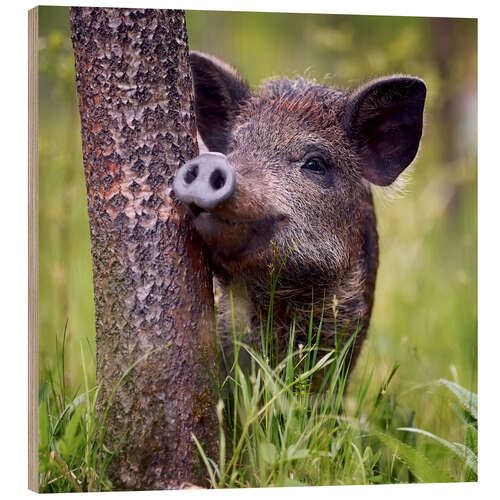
left=70, top=8, right=218, bottom=490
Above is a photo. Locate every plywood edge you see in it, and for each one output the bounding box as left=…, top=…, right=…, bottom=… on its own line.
left=28, top=5, right=39, bottom=493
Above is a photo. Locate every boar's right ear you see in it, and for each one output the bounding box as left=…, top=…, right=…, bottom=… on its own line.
left=190, top=51, right=251, bottom=153
left=342, top=76, right=426, bottom=186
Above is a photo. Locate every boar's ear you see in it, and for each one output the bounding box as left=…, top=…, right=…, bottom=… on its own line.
left=342, top=76, right=426, bottom=186
left=190, top=51, right=251, bottom=153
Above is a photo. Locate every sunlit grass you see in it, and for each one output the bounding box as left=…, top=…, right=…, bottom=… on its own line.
left=39, top=305, right=477, bottom=491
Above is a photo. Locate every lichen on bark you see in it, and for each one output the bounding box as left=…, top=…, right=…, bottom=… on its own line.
left=70, top=7, right=218, bottom=490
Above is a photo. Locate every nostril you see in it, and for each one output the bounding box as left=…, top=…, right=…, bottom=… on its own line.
left=184, top=164, right=198, bottom=184
left=209, top=168, right=226, bottom=191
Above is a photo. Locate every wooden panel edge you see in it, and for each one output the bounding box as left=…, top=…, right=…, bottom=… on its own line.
left=28, top=6, right=39, bottom=493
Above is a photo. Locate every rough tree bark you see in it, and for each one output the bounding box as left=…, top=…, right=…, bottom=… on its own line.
left=70, top=8, right=218, bottom=490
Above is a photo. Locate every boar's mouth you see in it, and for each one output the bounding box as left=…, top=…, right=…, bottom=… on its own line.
left=187, top=206, right=288, bottom=261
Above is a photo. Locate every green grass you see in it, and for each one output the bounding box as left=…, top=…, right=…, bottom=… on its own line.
left=38, top=289, right=477, bottom=492
left=38, top=332, right=112, bottom=493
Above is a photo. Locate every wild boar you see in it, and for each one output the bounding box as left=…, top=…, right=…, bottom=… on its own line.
left=173, top=51, right=426, bottom=376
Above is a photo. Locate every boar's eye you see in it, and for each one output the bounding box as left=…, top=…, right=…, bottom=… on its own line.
left=301, top=157, right=327, bottom=176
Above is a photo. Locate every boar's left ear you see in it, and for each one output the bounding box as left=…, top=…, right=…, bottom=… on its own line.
left=342, top=76, right=426, bottom=186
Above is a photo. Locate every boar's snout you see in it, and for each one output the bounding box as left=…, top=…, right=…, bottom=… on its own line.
left=173, top=152, right=236, bottom=211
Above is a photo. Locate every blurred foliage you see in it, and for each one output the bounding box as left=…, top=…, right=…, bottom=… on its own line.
left=38, top=7, right=476, bottom=448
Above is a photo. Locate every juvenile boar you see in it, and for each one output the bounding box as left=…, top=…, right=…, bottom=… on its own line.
left=173, top=52, right=426, bottom=375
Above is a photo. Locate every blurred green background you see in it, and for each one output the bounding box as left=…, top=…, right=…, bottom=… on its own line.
left=38, top=8, right=476, bottom=440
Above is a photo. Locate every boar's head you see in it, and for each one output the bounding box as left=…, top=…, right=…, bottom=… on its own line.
left=173, top=52, right=426, bottom=292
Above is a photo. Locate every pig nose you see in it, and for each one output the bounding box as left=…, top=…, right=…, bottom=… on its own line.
left=173, top=152, right=236, bottom=210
